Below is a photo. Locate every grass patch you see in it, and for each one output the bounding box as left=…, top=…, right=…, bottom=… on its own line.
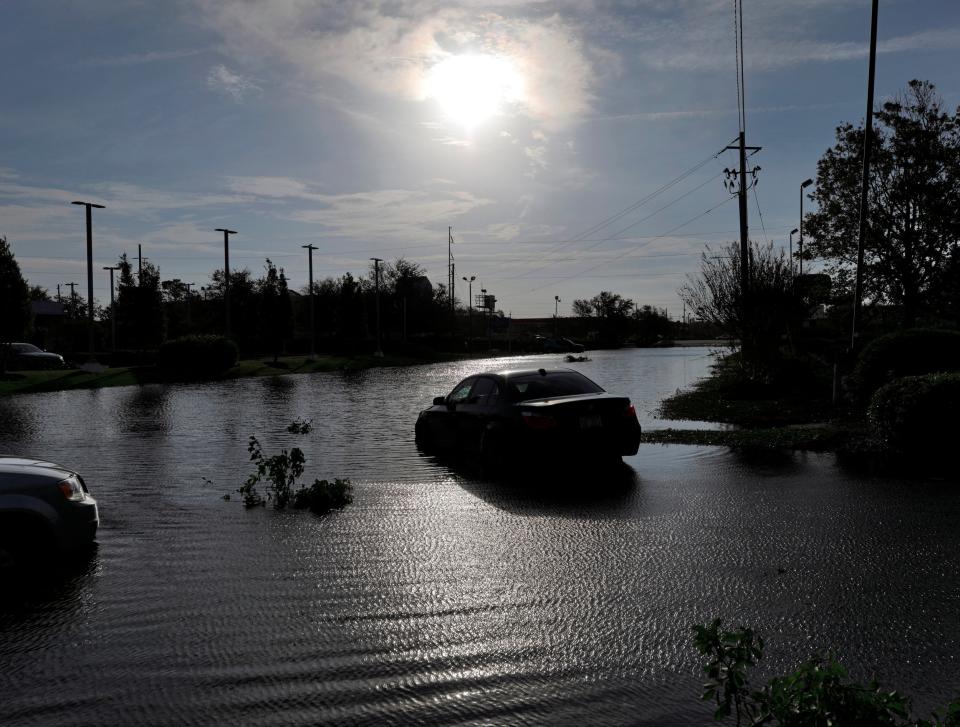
left=642, top=424, right=863, bottom=452
left=0, top=351, right=469, bottom=397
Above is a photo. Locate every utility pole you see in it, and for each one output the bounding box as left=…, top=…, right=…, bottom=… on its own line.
left=851, top=0, right=880, bottom=350
left=370, top=257, right=383, bottom=357
left=135, top=243, right=149, bottom=284
left=71, top=200, right=105, bottom=369
left=554, top=295, right=561, bottom=336
left=103, top=265, right=120, bottom=352
left=799, top=179, right=813, bottom=276
left=57, top=284, right=62, bottom=305
left=448, top=226, right=456, bottom=333
left=302, top=244, right=318, bottom=360
left=215, top=228, right=237, bottom=339
left=789, top=228, right=799, bottom=276
left=184, top=282, right=195, bottom=329
left=66, top=282, right=78, bottom=317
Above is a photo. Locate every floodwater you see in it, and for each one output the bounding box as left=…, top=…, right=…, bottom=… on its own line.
left=1, top=347, right=958, bottom=726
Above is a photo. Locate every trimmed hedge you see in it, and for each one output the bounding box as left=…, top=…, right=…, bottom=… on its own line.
left=157, top=335, right=237, bottom=378
left=868, top=372, right=960, bottom=455
left=850, top=328, right=960, bottom=404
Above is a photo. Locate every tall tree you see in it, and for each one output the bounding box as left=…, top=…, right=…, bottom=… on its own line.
left=571, top=291, right=635, bottom=347
left=116, top=257, right=164, bottom=348
left=804, top=79, right=960, bottom=327
left=258, top=259, right=293, bottom=361
left=0, top=236, right=31, bottom=372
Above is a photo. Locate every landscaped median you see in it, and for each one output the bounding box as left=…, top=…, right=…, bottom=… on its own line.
left=0, top=352, right=441, bottom=397
left=641, top=422, right=865, bottom=452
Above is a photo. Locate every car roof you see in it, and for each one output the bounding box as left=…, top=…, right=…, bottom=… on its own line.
left=474, top=368, right=586, bottom=379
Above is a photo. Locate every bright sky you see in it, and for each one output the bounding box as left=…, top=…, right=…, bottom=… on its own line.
left=2, top=0, right=959, bottom=317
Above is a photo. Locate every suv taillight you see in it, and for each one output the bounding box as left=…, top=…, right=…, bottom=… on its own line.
left=624, top=404, right=637, bottom=418
left=57, top=476, right=86, bottom=502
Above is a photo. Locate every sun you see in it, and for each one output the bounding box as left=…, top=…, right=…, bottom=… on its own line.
left=424, top=54, right=523, bottom=129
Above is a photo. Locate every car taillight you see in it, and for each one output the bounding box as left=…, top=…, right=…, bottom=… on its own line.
left=521, top=411, right=559, bottom=430
left=624, top=404, right=637, bottom=418
left=57, top=476, right=86, bottom=502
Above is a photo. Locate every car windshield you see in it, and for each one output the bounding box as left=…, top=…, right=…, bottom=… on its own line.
left=507, top=371, right=604, bottom=401
left=11, top=343, right=40, bottom=353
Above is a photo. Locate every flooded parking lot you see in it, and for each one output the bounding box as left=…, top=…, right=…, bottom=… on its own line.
left=1, top=348, right=959, bottom=725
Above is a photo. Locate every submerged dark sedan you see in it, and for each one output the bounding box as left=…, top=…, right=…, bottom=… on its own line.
left=415, top=368, right=641, bottom=465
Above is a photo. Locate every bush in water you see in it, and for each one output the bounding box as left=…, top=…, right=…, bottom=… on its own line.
left=237, top=434, right=351, bottom=515
left=867, top=372, right=960, bottom=456
left=157, top=335, right=238, bottom=378
left=850, top=328, right=960, bottom=405
left=693, top=619, right=959, bottom=726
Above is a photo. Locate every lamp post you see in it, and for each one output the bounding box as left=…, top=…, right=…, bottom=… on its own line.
left=102, top=265, right=120, bottom=352
left=303, top=244, right=318, bottom=360
left=215, top=228, right=237, bottom=338
left=554, top=295, right=561, bottom=336
left=789, top=228, right=799, bottom=276
left=462, top=275, right=475, bottom=339
left=799, top=179, right=813, bottom=277
left=71, top=200, right=105, bottom=370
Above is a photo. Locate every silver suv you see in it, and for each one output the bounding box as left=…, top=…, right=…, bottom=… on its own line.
left=0, top=457, right=99, bottom=569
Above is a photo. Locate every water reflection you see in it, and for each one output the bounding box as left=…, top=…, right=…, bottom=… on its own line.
left=1, top=348, right=958, bottom=725
left=118, top=384, right=170, bottom=433
left=0, top=397, right=38, bottom=440
left=0, top=545, right=99, bottom=617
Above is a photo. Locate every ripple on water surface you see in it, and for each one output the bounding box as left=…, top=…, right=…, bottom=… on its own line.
left=2, top=348, right=959, bottom=726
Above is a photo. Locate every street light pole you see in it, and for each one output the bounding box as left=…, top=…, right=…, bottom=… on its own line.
left=799, top=179, right=813, bottom=277
left=102, top=265, right=120, bottom=352
left=370, top=257, right=383, bottom=357
left=462, top=275, right=475, bottom=340
left=72, top=200, right=105, bottom=370
left=303, top=244, right=318, bottom=360
left=215, top=228, right=237, bottom=339
left=554, top=295, right=561, bottom=336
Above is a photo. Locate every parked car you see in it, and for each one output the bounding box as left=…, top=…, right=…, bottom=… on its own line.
left=415, top=368, right=641, bottom=466
left=0, top=457, right=99, bottom=570
left=536, top=336, right=585, bottom=354
left=3, top=342, right=66, bottom=370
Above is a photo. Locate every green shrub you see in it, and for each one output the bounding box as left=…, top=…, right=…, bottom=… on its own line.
left=868, top=373, right=960, bottom=455
left=851, top=328, right=960, bottom=404
left=693, top=619, right=959, bottom=726
left=157, top=335, right=237, bottom=378
left=237, top=435, right=351, bottom=516
left=292, top=478, right=352, bottom=514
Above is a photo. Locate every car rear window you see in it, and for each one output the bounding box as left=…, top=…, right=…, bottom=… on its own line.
left=507, top=372, right=604, bottom=401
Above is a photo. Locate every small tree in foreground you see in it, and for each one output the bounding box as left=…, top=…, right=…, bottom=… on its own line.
left=679, top=241, right=802, bottom=382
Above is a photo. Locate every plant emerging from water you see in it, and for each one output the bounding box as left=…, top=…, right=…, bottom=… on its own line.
left=237, top=434, right=351, bottom=515
left=286, top=417, right=313, bottom=434
left=693, top=619, right=960, bottom=726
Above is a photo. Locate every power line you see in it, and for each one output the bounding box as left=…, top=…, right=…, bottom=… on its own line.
left=528, top=196, right=737, bottom=293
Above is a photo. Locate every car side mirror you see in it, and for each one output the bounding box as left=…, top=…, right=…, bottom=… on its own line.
left=433, top=396, right=446, bottom=406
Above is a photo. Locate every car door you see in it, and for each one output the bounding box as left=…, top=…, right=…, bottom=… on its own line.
left=429, top=376, right=476, bottom=450
left=454, top=376, right=502, bottom=452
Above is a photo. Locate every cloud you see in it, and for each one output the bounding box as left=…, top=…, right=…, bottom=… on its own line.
left=206, top=64, right=261, bottom=101
left=81, top=49, right=202, bottom=67
left=191, top=2, right=602, bottom=127
left=225, top=175, right=493, bottom=239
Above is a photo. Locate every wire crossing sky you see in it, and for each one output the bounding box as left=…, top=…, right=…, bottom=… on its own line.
left=2, top=1, right=959, bottom=317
